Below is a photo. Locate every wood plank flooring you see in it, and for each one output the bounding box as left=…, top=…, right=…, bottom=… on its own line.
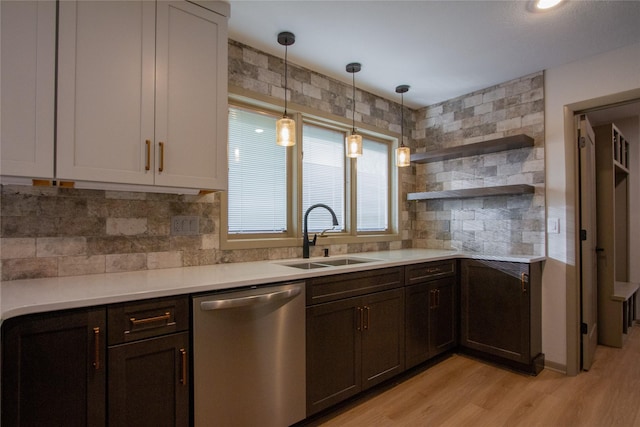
left=305, top=324, right=640, bottom=427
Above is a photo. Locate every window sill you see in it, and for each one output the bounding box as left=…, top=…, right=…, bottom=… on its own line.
left=220, top=233, right=402, bottom=251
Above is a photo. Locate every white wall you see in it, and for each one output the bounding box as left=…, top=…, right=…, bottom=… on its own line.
left=544, top=42, right=640, bottom=373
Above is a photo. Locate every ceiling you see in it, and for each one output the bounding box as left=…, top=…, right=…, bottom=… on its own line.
left=227, top=0, right=640, bottom=109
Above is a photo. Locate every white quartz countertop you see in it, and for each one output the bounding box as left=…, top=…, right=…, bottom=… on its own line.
left=1, top=249, right=545, bottom=321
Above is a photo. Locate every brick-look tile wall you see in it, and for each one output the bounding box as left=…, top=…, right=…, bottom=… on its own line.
left=412, top=71, right=545, bottom=256
left=0, top=39, right=413, bottom=281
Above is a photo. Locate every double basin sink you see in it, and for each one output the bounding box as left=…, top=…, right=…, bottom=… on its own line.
left=280, top=257, right=379, bottom=270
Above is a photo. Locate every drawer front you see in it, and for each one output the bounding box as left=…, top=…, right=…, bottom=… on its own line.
left=306, top=267, right=404, bottom=305
left=108, top=296, right=189, bottom=345
left=406, top=260, right=456, bottom=285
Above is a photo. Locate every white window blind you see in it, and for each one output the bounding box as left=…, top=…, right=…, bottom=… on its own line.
left=228, top=107, right=287, bottom=233
left=357, top=138, right=389, bottom=231
left=302, top=124, right=345, bottom=232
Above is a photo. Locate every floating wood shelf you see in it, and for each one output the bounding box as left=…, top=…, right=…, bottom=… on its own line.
left=407, top=184, right=535, bottom=201
left=410, top=134, right=534, bottom=164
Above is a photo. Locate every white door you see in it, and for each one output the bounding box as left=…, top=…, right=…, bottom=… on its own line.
left=57, top=1, right=156, bottom=185
left=578, top=114, right=598, bottom=370
left=1, top=1, right=55, bottom=178
left=154, top=1, right=228, bottom=190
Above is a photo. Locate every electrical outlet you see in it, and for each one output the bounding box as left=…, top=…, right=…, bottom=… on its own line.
left=171, top=216, right=200, bottom=236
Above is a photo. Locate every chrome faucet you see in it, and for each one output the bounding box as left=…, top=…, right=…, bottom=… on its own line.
left=303, top=203, right=339, bottom=258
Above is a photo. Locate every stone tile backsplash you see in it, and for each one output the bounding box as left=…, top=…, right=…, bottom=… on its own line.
left=412, top=71, right=545, bottom=256
left=0, top=186, right=219, bottom=280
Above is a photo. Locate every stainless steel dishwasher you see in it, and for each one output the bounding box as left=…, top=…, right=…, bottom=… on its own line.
left=192, top=281, right=306, bottom=427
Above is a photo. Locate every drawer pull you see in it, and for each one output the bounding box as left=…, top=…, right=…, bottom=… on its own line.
left=426, top=267, right=442, bottom=274
left=128, top=312, right=174, bottom=330
left=179, top=348, right=187, bottom=386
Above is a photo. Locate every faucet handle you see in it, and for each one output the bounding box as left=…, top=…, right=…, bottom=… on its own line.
left=319, top=226, right=336, bottom=237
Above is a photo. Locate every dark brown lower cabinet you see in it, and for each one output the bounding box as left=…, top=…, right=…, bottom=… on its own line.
left=108, top=332, right=190, bottom=427
left=306, top=287, right=405, bottom=416
left=107, top=296, right=190, bottom=427
left=460, top=259, right=543, bottom=374
left=405, top=277, right=457, bottom=369
left=1, top=307, right=107, bottom=427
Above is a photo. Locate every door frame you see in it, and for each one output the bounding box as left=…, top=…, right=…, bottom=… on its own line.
left=565, top=89, right=640, bottom=376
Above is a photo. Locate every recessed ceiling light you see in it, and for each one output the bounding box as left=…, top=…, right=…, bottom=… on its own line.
left=255, top=128, right=264, bottom=133
left=528, top=0, right=564, bottom=12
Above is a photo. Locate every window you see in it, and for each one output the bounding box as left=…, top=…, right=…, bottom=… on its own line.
left=223, top=99, right=398, bottom=250
left=357, top=138, right=389, bottom=232
left=302, top=124, right=345, bottom=232
left=227, top=107, right=287, bottom=234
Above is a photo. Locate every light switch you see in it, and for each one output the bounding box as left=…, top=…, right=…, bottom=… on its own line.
left=547, top=217, right=559, bottom=234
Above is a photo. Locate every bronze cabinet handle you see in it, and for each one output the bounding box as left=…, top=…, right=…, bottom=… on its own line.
left=92, top=327, right=100, bottom=370
left=179, top=348, right=187, bottom=386
left=158, top=141, right=165, bottom=172
left=145, top=140, right=151, bottom=171
left=521, top=273, right=528, bottom=293
left=364, top=306, right=370, bottom=330
left=129, top=311, right=171, bottom=327
left=356, top=307, right=362, bottom=331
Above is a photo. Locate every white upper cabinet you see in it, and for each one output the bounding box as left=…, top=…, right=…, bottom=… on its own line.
left=1, top=1, right=56, bottom=179
left=154, top=1, right=228, bottom=189
left=57, top=1, right=228, bottom=191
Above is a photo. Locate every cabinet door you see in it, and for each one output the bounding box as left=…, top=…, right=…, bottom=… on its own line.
left=405, top=278, right=457, bottom=369
left=154, top=1, right=228, bottom=190
left=461, top=260, right=530, bottom=364
left=306, top=297, right=362, bottom=415
left=405, top=282, right=431, bottom=369
left=57, top=1, right=156, bottom=185
left=361, top=288, right=405, bottom=389
left=1, top=0, right=55, bottom=178
left=2, top=308, right=106, bottom=427
left=108, top=332, right=189, bottom=427
left=429, top=277, right=457, bottom=356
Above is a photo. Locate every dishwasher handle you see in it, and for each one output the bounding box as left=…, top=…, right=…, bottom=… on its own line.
left=200, top=286, right=302, bottom=311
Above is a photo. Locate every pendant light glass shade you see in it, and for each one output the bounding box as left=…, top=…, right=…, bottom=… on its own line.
left=396, top=145, right=411, bottom=167
left=346, top=133, right=363, bottom=158
left=346, top=63, right=363, bottom=157
left=276, top=117, right=296, bottom=146
left=395, top=85, right=410, bottom=167
left=276, top=32, right=295, bottom=147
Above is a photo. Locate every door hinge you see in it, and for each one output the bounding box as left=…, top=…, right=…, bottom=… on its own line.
left=581, top=322, right=588, bottom=334
left=580, top=229, right=587, bottom=241
left=578, top=136, right=586, bottom=148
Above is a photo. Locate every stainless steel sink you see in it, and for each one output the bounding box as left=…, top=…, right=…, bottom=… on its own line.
left=280, top=257, right=379, bottom=269
left=316, top=257, right=377, bottom=266
left=283, top=262, right=331, bottom=270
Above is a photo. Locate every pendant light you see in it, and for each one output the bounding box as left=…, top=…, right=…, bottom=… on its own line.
left=395, top=85, right=411, bottom=167
left=276, top=32, right=296, bottom=146
left=345, top=63, right=363, bottom=158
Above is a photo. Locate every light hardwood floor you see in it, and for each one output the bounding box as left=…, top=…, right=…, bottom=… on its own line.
left=307, top=324, right=640, bottom=426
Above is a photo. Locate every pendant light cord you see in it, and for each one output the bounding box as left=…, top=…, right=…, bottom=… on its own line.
left=284, top=45, right=289, bottom=117
left=352, top=71, right=356, bottom=133
left=400, top=92, right=404, bottom=147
